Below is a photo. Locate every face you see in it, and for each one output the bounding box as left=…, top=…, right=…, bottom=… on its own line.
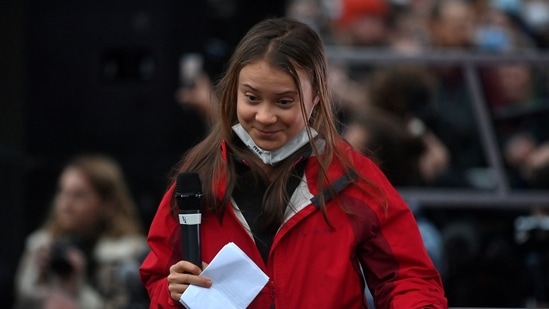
left=348, top=16, right=388, bottom=46
left=53, top=167, right=105, bottom=234
left=236, top=60, right=317, bottom=151
left=432, top=1, right=474, bottom=48
left=496, top=64, right=532, bottom=104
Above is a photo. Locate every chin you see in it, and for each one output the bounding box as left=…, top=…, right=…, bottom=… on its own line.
left=256, top=143, right=281, bottom=152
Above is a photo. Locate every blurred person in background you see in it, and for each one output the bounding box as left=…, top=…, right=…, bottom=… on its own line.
left=14, top=154, right=149, bottom=309
left=422, top=0, right=489, bottom=187
left=343, top=65, right=450, bottom=187
left=488, top=64, right=549, bottom=189
left=330, top=0, right=392, bottom=47
left=474, top=1, right=549, bottom=189
left=474, top=0, right=538, bottom=52
left=175, top=57, right=218, bottom=128
left=386, top=2, right=432, bottom=54
left=504, top=133, right=549, bottom=189
left=320, top=0, right=394, bottom=128
left=427, top=0, right=476, bottom=50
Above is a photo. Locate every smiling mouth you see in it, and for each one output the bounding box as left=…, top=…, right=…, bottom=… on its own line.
left=255, top=129, right=279, bottom=140
left=258, top=130, right=275, bottom=134
left=255, top=127, right=279, bottom=134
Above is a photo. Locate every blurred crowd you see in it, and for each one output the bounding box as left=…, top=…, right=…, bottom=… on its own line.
left=288, top=0, right=549, bottom=51
left=285, top=0, right=549, bottom=190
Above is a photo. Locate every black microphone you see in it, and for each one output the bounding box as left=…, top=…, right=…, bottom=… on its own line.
left=175, top=172, right=203, bottom=268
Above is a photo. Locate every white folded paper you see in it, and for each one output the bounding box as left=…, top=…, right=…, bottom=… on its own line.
left=179, top=242, right=269, bottom=309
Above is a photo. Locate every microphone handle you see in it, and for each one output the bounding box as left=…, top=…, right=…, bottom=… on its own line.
left=179, top=209, right=202, bottom=267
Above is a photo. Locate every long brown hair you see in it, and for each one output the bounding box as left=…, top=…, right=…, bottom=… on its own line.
left=172, top=17, right=384, bottom=227
left=45, top=154, right=142, bottom=239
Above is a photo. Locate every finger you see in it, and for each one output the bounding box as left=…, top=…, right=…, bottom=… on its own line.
left=169, top=281, right=189, bottom=293
left=170, top=260, right=202, bottom=275
left=168, top=271, right=212, bottom=288
left=167, top=270, right=190, bottom=285
left=187, top=275, right=212, bottom=288
left=168, top=277, right=212, bottom=302
left=169, top=286, right=183, bottom=302
left=168, top=276, right=190, bottom=302
left=170, top=292, right=182, bottom=302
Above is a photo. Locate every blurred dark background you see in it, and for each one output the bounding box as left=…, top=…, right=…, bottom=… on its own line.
left=0, top=0, right=286, bottom=307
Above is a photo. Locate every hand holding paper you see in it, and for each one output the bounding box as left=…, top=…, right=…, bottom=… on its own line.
left=180, top=242, right=269, bottom=309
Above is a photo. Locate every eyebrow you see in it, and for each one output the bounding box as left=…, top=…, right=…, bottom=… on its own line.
left=240, top=83, right=298, bottom=96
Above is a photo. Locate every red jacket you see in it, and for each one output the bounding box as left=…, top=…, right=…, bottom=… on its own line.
left=140, top=141, right=447, bottom=308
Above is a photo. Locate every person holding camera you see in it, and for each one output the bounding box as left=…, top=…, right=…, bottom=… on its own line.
left=14, top=154, right=149, bottom=309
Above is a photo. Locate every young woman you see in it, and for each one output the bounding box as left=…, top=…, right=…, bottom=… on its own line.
left=15, top=154, right=148, bottom=309
left=140, top=17, right=447, bottom=308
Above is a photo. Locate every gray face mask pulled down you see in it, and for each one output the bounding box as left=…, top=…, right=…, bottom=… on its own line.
left=232, top=123, right=318, bottom=165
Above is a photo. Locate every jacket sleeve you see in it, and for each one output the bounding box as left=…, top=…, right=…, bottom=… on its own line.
left=357, top=159, right=448, bottom=309
left=139, top=183, right=183, bottom=308
left=14, top=231, right=47, bottom=298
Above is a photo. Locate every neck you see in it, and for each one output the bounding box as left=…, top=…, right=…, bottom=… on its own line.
left=232, top=123, right=317, bottom=166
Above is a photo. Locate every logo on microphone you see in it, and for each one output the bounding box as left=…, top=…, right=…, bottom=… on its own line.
left=179, top=213, right=202, bottom=225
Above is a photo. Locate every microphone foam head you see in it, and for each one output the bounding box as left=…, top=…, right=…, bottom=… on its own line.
left=176, top=173, right=202, bottom=196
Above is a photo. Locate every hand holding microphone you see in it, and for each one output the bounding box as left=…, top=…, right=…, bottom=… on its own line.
left=169, top=173, right=211, bottom=302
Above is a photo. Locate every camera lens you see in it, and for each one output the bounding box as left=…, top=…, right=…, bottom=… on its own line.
left=50, top=240, right=75, bottom=277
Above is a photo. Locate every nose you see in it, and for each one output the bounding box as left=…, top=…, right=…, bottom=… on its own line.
left=255, top=104, right=277, bottom=124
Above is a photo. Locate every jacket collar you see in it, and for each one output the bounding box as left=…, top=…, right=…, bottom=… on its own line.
left=216, top=139, right=356, bottom=208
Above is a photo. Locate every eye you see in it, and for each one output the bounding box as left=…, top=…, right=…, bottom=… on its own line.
left=72, top=190, right=90, bottom=201
left=277, top=98, right=295, bottom=107
left=245, top=93, right=260, bottom=103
